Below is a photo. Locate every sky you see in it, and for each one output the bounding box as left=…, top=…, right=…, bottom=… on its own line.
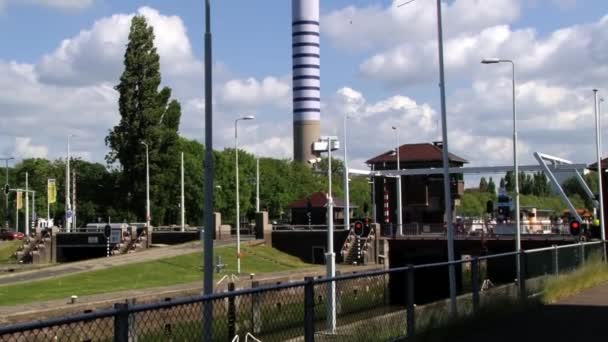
left=1, top=0, right=608, bottom=186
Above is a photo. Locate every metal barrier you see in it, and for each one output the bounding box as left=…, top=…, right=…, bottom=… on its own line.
left=0, top=240, right=605, bottom=341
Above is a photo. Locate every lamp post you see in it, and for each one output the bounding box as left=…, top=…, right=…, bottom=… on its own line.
left=203, top=1, right=214, bottom=339
left=1, top=157, right=14, bottom=229
left=343, top=114, right=351, bottom=231
left=141, top=142, right=150, bottom=231
left=391, top=126, right=403, bottom=235
left=181, top=151, right=185, bottom=232
left=256, top=158, right=260, bottom=212
left=481, top=58, right=521, bottom=278
left=235, top=115, right=255, bottom=274
left=593, top=90, right=606, bottom=259
left=66, top=134, right=75, bottom=232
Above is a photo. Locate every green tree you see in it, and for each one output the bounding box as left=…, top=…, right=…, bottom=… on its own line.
left=499, top=177, right=505, bottom=190
left=504, top=171, right=515, bottom=192
left=487, top=177, right=496, bottom=195
left=479, top=177, right=488, bottom=192
left=105, top=15, right=182, bottom=224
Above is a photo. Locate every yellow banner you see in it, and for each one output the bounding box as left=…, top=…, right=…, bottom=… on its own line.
left=16, top=191, right=22, bottom=210
left=48, top=179, right=57, bottom=204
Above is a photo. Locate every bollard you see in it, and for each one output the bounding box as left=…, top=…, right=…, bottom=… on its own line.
left=406, top=265, right=415, bottom=337
left=304, top=277, right=315, bottom=342
left=471, top=257, right=480, bottom=313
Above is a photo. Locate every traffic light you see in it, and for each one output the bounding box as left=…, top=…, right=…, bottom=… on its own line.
left=354, top=221, right=364, bottom=236
left=569, top=220, right=581, bottom=236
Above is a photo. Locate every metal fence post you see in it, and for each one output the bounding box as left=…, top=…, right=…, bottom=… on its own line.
left=471, top=257, right=480, bottom=313
left=251, top=281, right=261, bottom=335
left=113, top=302, right=129, bottom=342
left=552, top=245, right=559, bottom=275
left=304, top=277, right=315, bottom=342
left=518, top=251, right=527, bottom=302
left=406, top=265, right=415, bottom=337
left=580, top=242, right=585, bottom=266
left=228, top=282, right=236, bottom=339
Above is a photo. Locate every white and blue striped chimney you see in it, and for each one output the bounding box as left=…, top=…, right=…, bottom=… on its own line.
left=292, top=0, right=321, bottom=163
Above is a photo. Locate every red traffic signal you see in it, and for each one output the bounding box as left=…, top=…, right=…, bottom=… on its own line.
left=569, top=220, right=581, bottom=236
left=354, top=221, right=364, bottom=236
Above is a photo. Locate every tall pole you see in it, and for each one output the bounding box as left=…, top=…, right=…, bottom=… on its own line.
left=256, top=158, right=260, bottom=212
left=235, top=120, right=241, bottom=274
left=72, top=169, right=76, bottom=229
left=510, top=62, right=521, bottom=280
left=32, top=191, right=36, bottom=230
left=202, top=0, right=214, bottom=340
left=181, top=152, right=185, bottom=232
left=143, top=143, right=150, bottom=231
left=436, top=0, right=457, bottom=316
left=66, top=135, right=72, bottom=232
left=25, top=172, right=29, bottom=236
left=2, top=157, right=13, bottom=229
left=343, top=115, right=350, bottom=231
left=594, top=89, right=606, bottom=259
left=326, top=136, right=336, bottom=333
left=392, top=126, right=403, bottom=235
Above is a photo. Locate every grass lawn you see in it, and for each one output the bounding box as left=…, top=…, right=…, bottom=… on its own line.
left=0, top=244, right=312, bottom=306
left=0, top=240, right=21, bottom=264
left=542, top=253, right=608, bottom=303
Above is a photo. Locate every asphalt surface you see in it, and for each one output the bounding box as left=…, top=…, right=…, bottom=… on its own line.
left=449, top=282, right=608, bottom=342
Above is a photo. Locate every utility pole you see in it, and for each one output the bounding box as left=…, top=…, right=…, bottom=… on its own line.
left=594, top=89, right=606, bottom=260
left=66, top=135, right=73, bottom=232
left=343, top=114, right=350, bottom=232
left=256, top=158, right=260, bottom=212
left=73, top=169, right=77, bottom=229
left=1, top=157, right=14, bottom=229
left=203, top=0, right=215, bottom=340
left=181, top=152, right=185, bottom=232
left=25, top=172, right=29, bottom=236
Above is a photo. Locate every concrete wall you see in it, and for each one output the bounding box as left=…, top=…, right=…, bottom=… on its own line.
left=271, top=230, right=349, bottom=264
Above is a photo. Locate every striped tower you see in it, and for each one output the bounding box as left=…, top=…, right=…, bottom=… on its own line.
left=383, top=180, right=390, bottom=224
left=292, top=0, right=321, bottom=163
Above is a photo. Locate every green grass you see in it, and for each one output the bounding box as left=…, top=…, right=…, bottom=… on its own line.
left=0, top=240, right=21, bottom=264
left=0, top=245, right=312, bottom=306
left=542, top=253, right=608, bottom=304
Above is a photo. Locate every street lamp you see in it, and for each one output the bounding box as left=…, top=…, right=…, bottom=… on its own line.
left=1, top=157, right=14, bottom=229
left=391, top=126, right=403, bottom=235
left=235, top=115, right=255, bottom=274
left=481, top=58, right=521, bottom=275
left=343, top=114, right=352, bottom=232
left=313, top=135, right=340, bottom=334
left=593, top=90, right=606, bottom=260
left=141, top=142, right=150, bottom=232
left=66, top=134, right=75, bottom=232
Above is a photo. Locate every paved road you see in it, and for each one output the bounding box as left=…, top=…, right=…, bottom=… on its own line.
left=0, top=239, right=243, bottom=286
left=451, top=282, right=608, bottom=342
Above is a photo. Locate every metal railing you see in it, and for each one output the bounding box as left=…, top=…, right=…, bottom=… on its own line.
left=381, top=222, right=574, bottom=238
left=272, top=224, right=349, bottom=231
left=0, top=240, right=605, bottom=341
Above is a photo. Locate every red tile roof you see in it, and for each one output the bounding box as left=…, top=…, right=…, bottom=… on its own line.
left=365, top=143, right=468, bottom=165
left=288, top=191, right=349, bottom=209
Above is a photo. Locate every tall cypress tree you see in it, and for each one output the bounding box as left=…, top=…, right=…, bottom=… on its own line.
left=106, top=16, right=182, bottom=223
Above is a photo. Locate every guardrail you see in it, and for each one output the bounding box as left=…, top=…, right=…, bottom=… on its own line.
left=0, top=240, right=604, bottom=341
left=381, top=222, right=574, bottom=238
left=272, top=224, right=349, bottom=231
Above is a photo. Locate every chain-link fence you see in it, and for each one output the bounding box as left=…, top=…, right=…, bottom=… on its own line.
left=0, top=241, right=605, bottom=341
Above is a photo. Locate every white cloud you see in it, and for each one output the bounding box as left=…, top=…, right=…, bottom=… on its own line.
left=218, top=76, right=291, bottom=110
left=36, top=6, right=200, bottom=87
left=14, top=137, right=49, bottom=159
left=322, top=0, right=520, bottom=51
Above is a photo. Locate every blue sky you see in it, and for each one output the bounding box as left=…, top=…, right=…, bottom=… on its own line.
left=2, top=0, right=608, bottom=178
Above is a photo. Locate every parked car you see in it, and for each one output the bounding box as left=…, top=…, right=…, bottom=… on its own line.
left=0, top=229, right=24, bottom=240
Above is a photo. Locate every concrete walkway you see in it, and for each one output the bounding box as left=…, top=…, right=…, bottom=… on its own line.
left=453, top=282, right=608, bottom=342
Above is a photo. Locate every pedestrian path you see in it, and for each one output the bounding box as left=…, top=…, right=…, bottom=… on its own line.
left=456, top=282, right=608, bottom=342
